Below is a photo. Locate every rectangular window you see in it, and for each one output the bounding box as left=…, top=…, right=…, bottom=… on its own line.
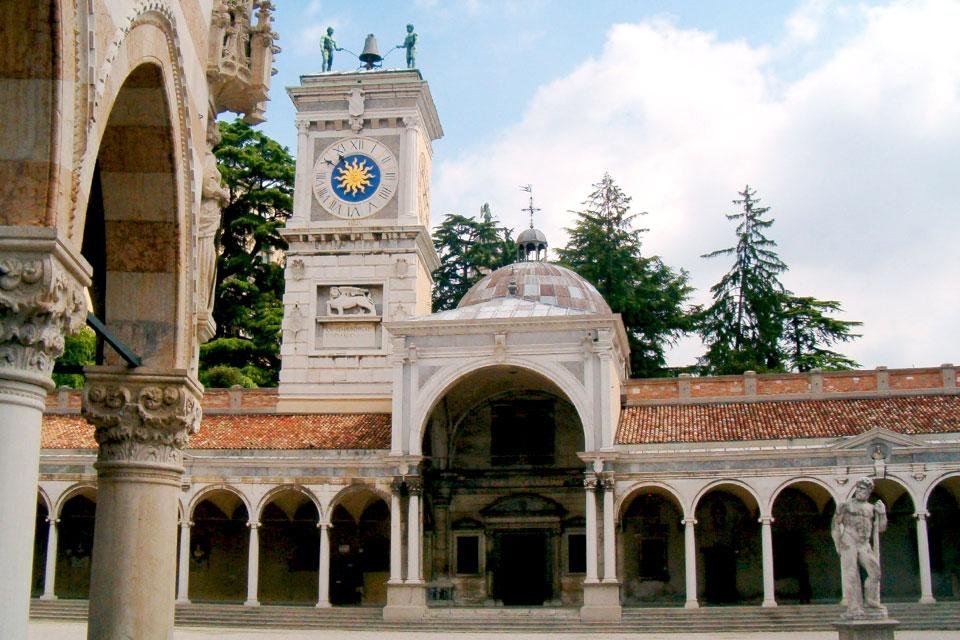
left=567, top=533, right=586, bottom=573
left=456, top=535, right=480, bottom=575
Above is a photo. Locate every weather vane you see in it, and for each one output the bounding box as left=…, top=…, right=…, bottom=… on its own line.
left=520, top=184, right=541, bottom=229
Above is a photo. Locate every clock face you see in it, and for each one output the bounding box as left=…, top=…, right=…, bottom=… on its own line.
left=312, top=137, right=398, bottom=218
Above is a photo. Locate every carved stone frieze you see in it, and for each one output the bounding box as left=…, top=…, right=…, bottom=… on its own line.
left=0, top=230, right=90, bottom=384
left=82, top=369, right=202, bottom=468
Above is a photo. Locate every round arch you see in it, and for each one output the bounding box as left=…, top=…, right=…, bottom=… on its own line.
left=617, top=481, right=686, bottom=520
left=923, top=471, right=960, bottom=511
left=255, top=485, right=322, bottom=523
left=410, top=357, right=593, bottom=455
left=54, top=483, right=98, bottom=518
left=768, top=477, right=839, bottom=516
left=326, top=483, right=391, bottom=524
left=691, top=479, right=762, bottom=518
left=37, top=487, right=53, bottom=516
left=187, top=484, right=252, bottom=522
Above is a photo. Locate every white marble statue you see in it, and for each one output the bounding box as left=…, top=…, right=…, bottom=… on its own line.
left=832, top=477, right=888, bottom=618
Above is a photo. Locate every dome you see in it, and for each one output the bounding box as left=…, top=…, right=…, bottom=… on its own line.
left=517, top=227, right=548, bottom=244
left=458, top=261, right=611, bottom=314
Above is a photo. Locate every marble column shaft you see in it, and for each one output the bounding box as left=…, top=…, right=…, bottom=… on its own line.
left=584, top=476, right=599, bottom=583
left=176, top=521, right=192, bottom=603
left=0, top=227, right=89, bottom=639
left=83, top=368, right=203, bottom=639
left=601, top=476, right=617, bottom=583
left=406, top=479, right=422, bottom=584
left=245, top=521, right=261, bottom=606
left=760, top=516, right=777, bottom=607
left=389, top=480, right=403, bottom=583
left=317, top=522, right=331, bottom=607
left=41, top=517, right=60, bottom=600
left=916, top=512, right=935, bottom=604
left=683, top=518, right=699, bottom=608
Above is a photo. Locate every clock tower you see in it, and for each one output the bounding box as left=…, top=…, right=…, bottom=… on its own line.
left=279, top=70, right=442, bottom=411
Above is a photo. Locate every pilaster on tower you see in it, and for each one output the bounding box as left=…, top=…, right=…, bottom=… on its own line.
left=279, top=70, right=443, bottom=412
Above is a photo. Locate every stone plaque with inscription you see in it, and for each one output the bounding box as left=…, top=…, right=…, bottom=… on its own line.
left=317, top=322, right=380, bottom=350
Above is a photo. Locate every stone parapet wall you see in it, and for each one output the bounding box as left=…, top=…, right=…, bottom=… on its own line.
left=623, top=364, right=957, bottom=406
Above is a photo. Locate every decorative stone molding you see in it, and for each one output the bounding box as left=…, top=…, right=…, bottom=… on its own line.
left=0, top=228, right=90, bottom=387
left=584, top=476, right=599, bottom=492
left=82, top=368, right=202, bottom=468
left=406, top=477, right=423, bottom=496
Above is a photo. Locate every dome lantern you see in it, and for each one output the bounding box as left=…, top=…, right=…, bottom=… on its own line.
left=517, top=184, right=548, bottom=261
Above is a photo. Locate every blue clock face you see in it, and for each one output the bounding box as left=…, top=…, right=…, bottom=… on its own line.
left=330, top=154, right=382, bottom=202
left=313, top=137, right=399, bottom=219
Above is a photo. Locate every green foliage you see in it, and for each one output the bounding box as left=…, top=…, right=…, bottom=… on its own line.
left=432, top=204, right=515, bottom=311
left=697, top=185, right=789, bottom=374
left=52, top=327, right=96, bottom=388
left=781, top=295, right=861, bottom=371
left=556, top=173, right=693, bottom=377
left=698, top=186, right=860, bottom=374
left=199, top=119, right=294, bottom=387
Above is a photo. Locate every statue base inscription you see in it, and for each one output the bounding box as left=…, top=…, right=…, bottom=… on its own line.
left=834, top=617, right=898, bottom=640
left=317, top=321, right=380, bottom=350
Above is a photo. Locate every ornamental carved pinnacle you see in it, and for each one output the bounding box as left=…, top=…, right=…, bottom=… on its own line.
left=82, top=370, right=202, bottom=468
left=0, top=233, right=90, bottom=382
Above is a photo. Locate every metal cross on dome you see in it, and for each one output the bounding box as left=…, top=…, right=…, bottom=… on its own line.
left=519, top=184, right=541, bottom=229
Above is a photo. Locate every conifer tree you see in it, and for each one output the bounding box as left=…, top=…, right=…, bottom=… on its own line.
left=698, top=185, right=788, bottom=374
left=781, top=296, right=861, bottom=371
left=432, top=204, right=515, bottom=311
left=557, top=173, right=692, bottom=377
left=199, top=119, right=294, bottom=387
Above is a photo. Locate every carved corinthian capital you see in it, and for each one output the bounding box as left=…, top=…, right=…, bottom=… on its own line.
left=0, top=227, right=91, bottom=388
left=82, top=368, right=202, bottom=468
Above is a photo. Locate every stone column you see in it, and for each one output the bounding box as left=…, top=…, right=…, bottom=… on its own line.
left=584, top=476, right=599, bottom=583
left=317, top=522, right=331, bottom=607
left=760, top=516, right=777, bottom=607
left=683, top=518, right=699, bottom=608
left=0, top=227, right=89, bottom=639
left=40, top=517, right=60, bottom=600
left=82, top=369, right=202, bottom=639
left=245, top=520, right=261, bottom=606
left=389, top=478, right=403, bottom=583
left=406, top=478, right=423, bottom=583
left=601, top=475, right=617, bottom=583
left=176, top=520, right=192, bottom=604
left=915, top=512, right=935, bottom=604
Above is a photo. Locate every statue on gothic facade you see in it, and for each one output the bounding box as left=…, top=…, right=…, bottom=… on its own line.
left=832, top=477, right=888, bottom=618
left=398, top=24, right=417, bottom=69
left=321, top=27, right=341, bottom=72
left=197, top=137, right=230, bottom=340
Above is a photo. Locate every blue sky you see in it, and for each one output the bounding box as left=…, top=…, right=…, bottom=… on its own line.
left=259, top=1, right=959, bottom=369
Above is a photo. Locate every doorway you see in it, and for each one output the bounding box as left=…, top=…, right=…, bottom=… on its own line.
left=495, top=531, right=550, bottom=605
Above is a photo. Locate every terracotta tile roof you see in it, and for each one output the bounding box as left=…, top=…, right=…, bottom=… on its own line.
left=617, top=395, right=960, bottom=444
left=41, top=414, right=391, bottom=450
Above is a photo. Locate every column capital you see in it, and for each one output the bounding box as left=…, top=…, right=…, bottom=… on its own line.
left=600, top=474, right=616, bottom=491
left=406, top=477, right=423, bottom=495
left=82, top=368, right=202, bottom=469
left=0, top=227, right=91, bottom=391
left=316, top=521, right=331, bottom=530
left=45, top=516, right=60, bottom=526
left=584, top=475, right=599, bottom=491
left=179, top=520, right=193, bottom=528
left=682, top=517, right=698, bottom=526
left=391, top=477, right=405, bottom=495
left=759, top=516, right=775, bottom=525
left=914, top=511, right=930, bottom=520
left=247, top=520, right=261, bottom=529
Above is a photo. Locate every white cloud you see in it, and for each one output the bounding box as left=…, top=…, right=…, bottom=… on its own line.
left=432, top=0, right=960, bottom=369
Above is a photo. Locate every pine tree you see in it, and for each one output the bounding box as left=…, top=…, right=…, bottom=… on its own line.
left=199, top=119, right=294, bottom=387
left=557, top=173, right=692, bottom=377
left=781, top=296, right=862, bottom=371
left=432, top=204, right=515, bottom=311
left=698, top=185, right=788, bottom=374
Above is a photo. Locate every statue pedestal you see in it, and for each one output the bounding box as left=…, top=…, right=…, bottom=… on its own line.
left=834, top=618, right=899, bottom=640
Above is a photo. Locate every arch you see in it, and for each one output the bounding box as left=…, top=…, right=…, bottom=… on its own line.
left=768, top=477, right=838, bottom=516
left=327, top=483, right=391, bottom=524
left=617, top=481, right=685, bottom=520
left=620, top=485, right=686, bottom=605
left=255, top=485, right=321, bottom=523
left=411, top=358, right=593, bottom=455
left=924, top=476, right=960, bottom=599
left=56, top=488, right=97, bottom=598
left=37, top=487, right=53, bottom=516
left=188, top=484, right=252, bottom=521
left=843, top=474, right=918, bottom=509
left=923, top=471, right=960, bottom=512
left=691, top=479, right=762, bottom=518
left=54, top=483, right=97, bottom=518
left=863, top=477, right=920, bottom=601
left=329, top=493, right=391, bottom=606
left=770, top=481, right=839, bottom=604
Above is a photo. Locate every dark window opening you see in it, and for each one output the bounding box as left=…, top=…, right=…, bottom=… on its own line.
left=490, top=400, right=555, bottom=466
left=456, top=535, right=480, bottom=575
left=567, top=533, right=586, bottom=573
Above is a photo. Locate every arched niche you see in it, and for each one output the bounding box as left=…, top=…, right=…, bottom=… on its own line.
left=770, top=481, right=839, bottom=603
left=619, top=486, right=686, bottom=605
left=189, top=488, right=249, bottom=603
left=694, top=483, right=761, bottom=605
left=328, top=486, right=390, bottom=606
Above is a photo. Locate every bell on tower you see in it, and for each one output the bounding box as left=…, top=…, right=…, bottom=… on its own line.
left=517, top=184, right=548, bottom=261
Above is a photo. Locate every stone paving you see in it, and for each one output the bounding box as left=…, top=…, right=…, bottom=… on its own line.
left=27, top=622, right=960, bottom=640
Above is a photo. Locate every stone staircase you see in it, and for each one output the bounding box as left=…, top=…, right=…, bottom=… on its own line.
left=30, top=599, right=960, bottom=633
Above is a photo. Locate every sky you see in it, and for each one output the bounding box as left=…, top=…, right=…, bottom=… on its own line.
left=261, top=0, right=959, bottom=370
